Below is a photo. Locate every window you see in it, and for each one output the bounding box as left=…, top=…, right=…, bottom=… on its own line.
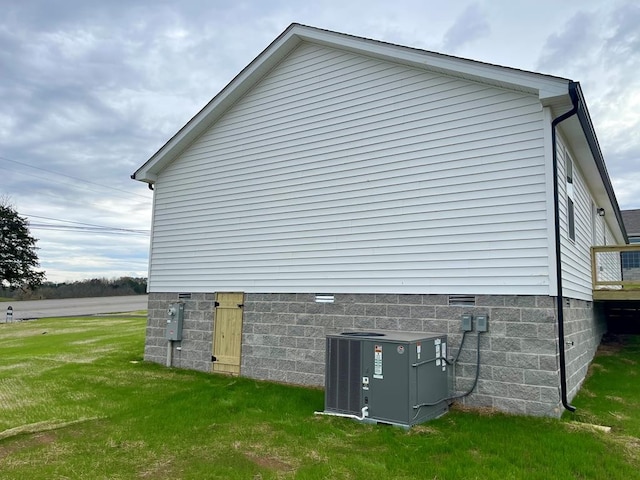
left=566, top=152, right=575, bottom=241
left=622, top=251, right=640, bottom=269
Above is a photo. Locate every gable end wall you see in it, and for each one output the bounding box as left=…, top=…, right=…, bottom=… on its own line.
left=148, top=42, right=551, bottom=296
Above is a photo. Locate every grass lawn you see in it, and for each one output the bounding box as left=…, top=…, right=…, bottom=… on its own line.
left=0, top=316, right=638, bottom=479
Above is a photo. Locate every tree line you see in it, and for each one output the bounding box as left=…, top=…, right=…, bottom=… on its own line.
left=2, top=198, right=148, bottom=300
left=3, top=277, right=148, bottom=300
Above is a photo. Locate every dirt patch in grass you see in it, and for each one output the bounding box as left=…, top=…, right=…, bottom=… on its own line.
left=138, top=456, right=176, bottom=479
left=409, top=424, right=440, bottom=435
left=606, top=395, right=628, bottom=404
left=0, top=418, right=102, bottom=441
left=609, top=411, right=631, bottom=422
left=0, top=431, right=57, bottom=461
left=590, top=363, right=608, bottom=373
left=606, top=434, right=640, bottom=466
left=244, top=452, right=296, bottom=473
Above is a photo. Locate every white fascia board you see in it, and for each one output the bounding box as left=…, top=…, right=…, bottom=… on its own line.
left=294, top=26, right=570, bottom=101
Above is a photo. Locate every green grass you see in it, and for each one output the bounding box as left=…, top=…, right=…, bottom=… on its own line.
left=0, top=317, right=639, bottom=479
left=570, top=335, right=640, bottom=445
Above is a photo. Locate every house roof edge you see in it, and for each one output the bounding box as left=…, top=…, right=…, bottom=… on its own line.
left=132, top=23, right=574, bottom=182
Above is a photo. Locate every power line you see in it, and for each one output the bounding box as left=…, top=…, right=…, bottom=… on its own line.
left=0, top=154, right=151, bottom=200
left=25, top=213, right=147, bottom=231
left=29, top=223, right=150, bottom=235
left=3, top=172, right=150, bottom=214
left=24, top=214, right=150, bottom=236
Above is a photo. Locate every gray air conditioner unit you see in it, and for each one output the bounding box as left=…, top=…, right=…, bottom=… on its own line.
left=323, top=331, right=450, bottom=427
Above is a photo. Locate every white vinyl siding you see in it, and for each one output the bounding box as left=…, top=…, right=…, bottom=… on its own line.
left=565, top=153, right=576, bottom=241
left=557, top=136, right=599, bottom=299
left=592, top=204, right=607, bottom=247
left=149, top=42, right=549, bottom=294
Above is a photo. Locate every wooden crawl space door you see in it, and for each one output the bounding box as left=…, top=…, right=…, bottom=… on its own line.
left=212, top=292, right=244, bottom=375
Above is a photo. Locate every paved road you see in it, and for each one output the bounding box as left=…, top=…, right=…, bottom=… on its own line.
left=2, top=295, right=149, bottom=321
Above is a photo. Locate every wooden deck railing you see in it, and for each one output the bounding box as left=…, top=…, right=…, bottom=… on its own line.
left=591, top=245, right=640, bottom=300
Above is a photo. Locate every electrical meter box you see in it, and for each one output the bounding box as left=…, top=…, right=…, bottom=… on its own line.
left=166, top=303, right=184, bottom=341
left=324, top=331, right=450, bottom=427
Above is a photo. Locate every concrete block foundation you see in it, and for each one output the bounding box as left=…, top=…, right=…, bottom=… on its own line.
left=144, top=292, right=605, bottom=417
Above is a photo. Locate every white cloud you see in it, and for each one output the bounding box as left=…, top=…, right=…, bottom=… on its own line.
left=441, top=3, right=491, bottom=54
left=534, top=2, right=640, bottom=206
left=612, top=172, right=640, bottom=209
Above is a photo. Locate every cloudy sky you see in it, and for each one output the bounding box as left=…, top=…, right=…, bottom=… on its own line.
left=1, top=0, right=639, bottom=283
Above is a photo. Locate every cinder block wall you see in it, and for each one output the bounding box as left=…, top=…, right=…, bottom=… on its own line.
left=144, top=292, right=600, bottom=417
left=145, top=293, right=215, bottom=372
left=241, top=293, right=563, bottom=417
left=563, top=298, right=606, bottom=402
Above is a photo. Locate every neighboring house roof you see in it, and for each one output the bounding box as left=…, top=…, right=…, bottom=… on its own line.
left=622, top=209, right=640, bottom=238
left=131, top=23, right=627, bottom=242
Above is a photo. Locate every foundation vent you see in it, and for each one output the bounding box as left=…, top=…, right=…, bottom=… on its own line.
left=315, top=294, right=335, bottom=303
left=448, top=295, right=476, bottom=307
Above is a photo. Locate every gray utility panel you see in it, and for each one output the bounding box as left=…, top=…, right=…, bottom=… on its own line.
left=324, top=331, right=450, bottom=427
left=165, top=302, right=184, bottom=341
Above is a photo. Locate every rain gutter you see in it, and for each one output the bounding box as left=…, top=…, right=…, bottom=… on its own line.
left=551, top=81, right=579, bottom=413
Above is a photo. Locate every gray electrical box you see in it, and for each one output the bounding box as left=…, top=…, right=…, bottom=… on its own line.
left=166, top=303, right=184, bottom=341
left=476, top=314, right=488, bottom=332
left=461, top=314, right=473, bottom=332
left=324, top=331, right=450, bottom=427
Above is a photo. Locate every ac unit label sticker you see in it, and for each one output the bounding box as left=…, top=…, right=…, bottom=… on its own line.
left=374, top=344, right=383, bottom=379
left=442, top=341, right=447, bottom=371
